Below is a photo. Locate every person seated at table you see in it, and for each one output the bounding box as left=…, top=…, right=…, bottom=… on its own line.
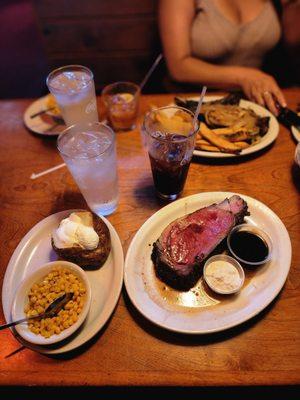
left=159, top=0, right=293, bottom=115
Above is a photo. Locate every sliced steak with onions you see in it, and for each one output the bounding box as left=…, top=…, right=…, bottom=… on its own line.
left=151, top=195, right=249, bottom=291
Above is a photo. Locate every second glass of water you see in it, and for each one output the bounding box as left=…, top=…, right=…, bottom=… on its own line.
left=57, top=122, right=119, bottom=216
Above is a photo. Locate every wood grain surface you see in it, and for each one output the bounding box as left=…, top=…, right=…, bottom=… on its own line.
left=0, top=90, right=299, bottom=387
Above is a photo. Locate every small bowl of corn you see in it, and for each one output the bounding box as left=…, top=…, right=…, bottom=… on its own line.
left=11, top=261, right=91, bottom=345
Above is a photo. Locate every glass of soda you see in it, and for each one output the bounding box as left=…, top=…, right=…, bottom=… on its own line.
left=102, top=81, right=140, bottom=131
left=142, top=106, right=199, bottom=201
left=57, top=122, right=119, bottom=216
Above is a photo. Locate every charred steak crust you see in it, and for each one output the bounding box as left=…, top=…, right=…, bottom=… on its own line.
left=151, top=195, right=249, bottom=291
left=152, top=242, right=203, bottom=291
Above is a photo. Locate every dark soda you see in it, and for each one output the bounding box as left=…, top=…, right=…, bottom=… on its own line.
left=149, top=154, right=190, bottom=199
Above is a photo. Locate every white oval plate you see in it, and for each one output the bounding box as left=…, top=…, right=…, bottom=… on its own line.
left=291, top=122, right=300, bottom=143
left=175, top=96, right=279, bottom=158
left=124, top=192, right=291, bottom=334
left=2, top=210, right=124, bottom=354
left=23, top=95, right=66, bottom=136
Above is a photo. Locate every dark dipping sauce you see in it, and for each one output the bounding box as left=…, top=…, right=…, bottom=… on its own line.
left=229, top=230, right=269, bottom=263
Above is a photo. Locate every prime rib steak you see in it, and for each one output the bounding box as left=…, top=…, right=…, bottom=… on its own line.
left=151, top=195, right=249, bottom=291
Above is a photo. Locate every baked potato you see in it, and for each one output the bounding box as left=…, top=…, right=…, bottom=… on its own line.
left=51, top=211, right=111, bottom=268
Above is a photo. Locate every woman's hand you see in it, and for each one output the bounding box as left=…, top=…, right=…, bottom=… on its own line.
left=159, top=0, right=288, bottom=115
left=235, top=67, right=287, bottom=115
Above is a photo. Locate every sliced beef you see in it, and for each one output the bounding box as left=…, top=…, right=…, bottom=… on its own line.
left=151, top=195, right=249, bottom=291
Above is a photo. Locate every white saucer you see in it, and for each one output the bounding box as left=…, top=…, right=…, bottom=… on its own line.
left=23, top=95, right=66, bottom=136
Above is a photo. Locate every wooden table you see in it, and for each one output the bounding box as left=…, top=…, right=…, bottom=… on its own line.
left=0, top=90, right=299, bottom=390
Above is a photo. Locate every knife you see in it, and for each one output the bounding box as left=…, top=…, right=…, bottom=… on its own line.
left=276, top=103, right=300, bottom=130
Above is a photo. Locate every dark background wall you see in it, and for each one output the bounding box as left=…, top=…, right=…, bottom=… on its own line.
left=0, top=0, right=163, bottom=99
left=33, top=0, right=163, bottom=94
left=0, top=0, right=298, bottom=99
left=0, top=0, right=48, bottom=98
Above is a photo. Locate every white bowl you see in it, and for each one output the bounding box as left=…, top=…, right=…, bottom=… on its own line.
left=11, top=261, right=91, bottom=345
left=227, top=223, right=272, bottom=266
left=203, top=254, right=245, bottom=295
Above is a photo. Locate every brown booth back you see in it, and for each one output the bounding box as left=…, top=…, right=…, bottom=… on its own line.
left=33, top=0, right=164, bottom=93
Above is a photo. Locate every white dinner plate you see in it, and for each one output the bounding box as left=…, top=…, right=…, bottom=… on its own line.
left=2, top=210, right=124, bottom=354
left=291, top=126, right=300, bottom=142
left=176, top=96, right=279, bottom=158
left=124, top=192, right=291, bottom=334
left=291, top=113, right=300, bottom=142
left=23, top=95, right=66, bottom=136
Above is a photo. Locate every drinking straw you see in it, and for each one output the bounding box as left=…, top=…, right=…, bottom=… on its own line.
left=30, top=163, right=66, bottom=180
left=139, top=54, right=163, bottom=91
left=193, top=86, right=207, bottom=128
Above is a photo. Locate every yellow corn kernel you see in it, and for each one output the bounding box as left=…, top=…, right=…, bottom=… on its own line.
left=63, top=321, right=69, bottom=329
left=24, top=303, right=30, bottom=313
left=54, top=326, right=61, bottom=335
left=36, top=306, right=44, bottom=314
left=72, top=314, right=78, bottom=323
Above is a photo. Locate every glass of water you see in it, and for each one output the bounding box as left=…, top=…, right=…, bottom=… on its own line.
left=47, top=65, right=99, bottom=126
left=57, top=122, right=119, bottom=216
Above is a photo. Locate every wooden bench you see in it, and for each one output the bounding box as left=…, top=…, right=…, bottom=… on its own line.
left=33, top=0, right=165, bottom=93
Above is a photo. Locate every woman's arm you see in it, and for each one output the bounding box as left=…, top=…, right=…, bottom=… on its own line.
left=159, top=0, right=242, bottom=87
left=159, top=0, right=286, bottom=114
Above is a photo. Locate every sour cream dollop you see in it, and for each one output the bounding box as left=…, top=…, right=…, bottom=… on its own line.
left=204, top=255, right=244, bottom=294
left=205, top=260, right=241, bottom=292
left=52, top=213, right=99, bottom=250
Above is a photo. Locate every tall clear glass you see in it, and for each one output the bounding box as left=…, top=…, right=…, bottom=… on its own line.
left=142, top=106, right=198, bottom=200
left=47, top=65, right=99, bottom=126
left=57, top=122, right=119, bottom=216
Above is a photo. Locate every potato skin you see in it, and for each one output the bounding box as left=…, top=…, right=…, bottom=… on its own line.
left=51, top=212, right=111, bottom=268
